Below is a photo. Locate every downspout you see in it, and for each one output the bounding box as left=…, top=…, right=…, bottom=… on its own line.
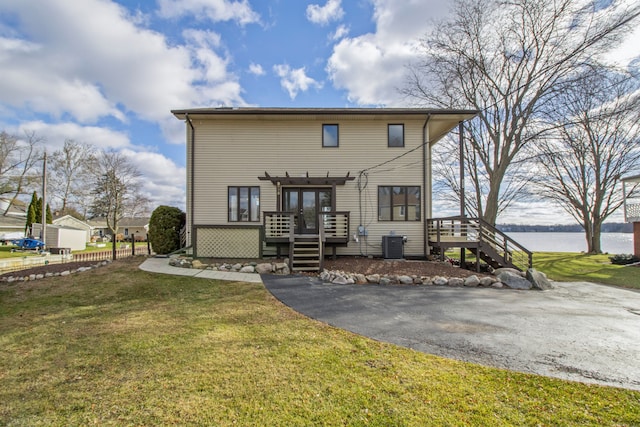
left=186, top=113, right=195, bottom=256
left=422, top=114, right=431, bottom=259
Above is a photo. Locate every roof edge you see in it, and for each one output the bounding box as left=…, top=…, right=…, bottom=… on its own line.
left=172, top=107, right=479, bottom=119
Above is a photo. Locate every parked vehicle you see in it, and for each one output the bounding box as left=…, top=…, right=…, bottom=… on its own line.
left=10, top=238, right=45, bottom=251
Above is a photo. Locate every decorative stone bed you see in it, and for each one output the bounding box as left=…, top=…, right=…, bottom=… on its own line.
left=0, top=260, right=112, bottom=283
left=169, top=256, right=553, bottom=290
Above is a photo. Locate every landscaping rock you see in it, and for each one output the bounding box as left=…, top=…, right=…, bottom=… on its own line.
left=191, top=260, right=206, bottom=269
left=526, top=268, right=553, bottom=290
left=255, top=263, right=273, bottom=274
left=240, top=265, right=255, bottom=273
left=366, top=274, right=380, bottom=284
left=497, top=271, right=532, bottom=290
left=398, top=275, right=414, bottom=285
left=479, top=277, right=495, bottom=287
left=448, top=277, right=464, bottom=287
left=332, top=275, right=349, bottom=285
left=60, top=271, right=71, bottom=276
left=433, top=276, right=448, bottom=286
left=354, top=273, right=367, bottom=284
left=464, top=275, right=480, bottom=287
left=232, top=263, right=243, bottom=271
left=491, top=282, right=504, bottom=289
left=494, top=267, right=524, bottom=278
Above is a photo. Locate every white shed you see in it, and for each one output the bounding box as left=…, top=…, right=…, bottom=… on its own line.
left=32, top=223, right=86, bottom=251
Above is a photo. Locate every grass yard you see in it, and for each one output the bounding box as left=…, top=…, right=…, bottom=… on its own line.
left=533, top=252, right=640, bottom=289
left=1, top=258, right=639, bottom=426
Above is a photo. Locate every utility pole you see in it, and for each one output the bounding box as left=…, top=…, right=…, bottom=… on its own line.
left=459, top=122, right=466, bottom=267
left=41, top=152, right=47, bottom=248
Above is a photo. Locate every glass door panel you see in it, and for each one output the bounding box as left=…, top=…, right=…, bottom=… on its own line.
left=302, top=191, right=317, bottom=233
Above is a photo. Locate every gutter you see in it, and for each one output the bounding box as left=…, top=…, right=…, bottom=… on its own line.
left=185, top=113, right=195, bottom=254
left=422, top=114, right=431, bottom=259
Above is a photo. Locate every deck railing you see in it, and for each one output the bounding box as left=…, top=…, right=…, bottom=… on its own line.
left=428, top=216, right=533, bottom=271
left=264, top=211, right=349, bottom=241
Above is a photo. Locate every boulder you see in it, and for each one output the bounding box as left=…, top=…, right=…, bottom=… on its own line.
left=491, top=282, right=504, bottom=289
left=448, top=277, right=464, bottom=287
left=496, top=270, right=531, bottom=290
left=231, top=263, right=243, bottom=271
left=494, top=267, right=524, bottom=278
left=191, top=260, right=206, bottom=269
left=379, top=277, right=392, bottom=286
left=332, top=275, right=349, bottom=285
left=526, top=268, right=553, bottom=290
left=354, top=274, right=367, bottom=284
left=366, top=274, right=380, bottom=284
left=479, top=277, right=495, bottom=287
left=433, top=276, right=448, bottom=286
left=464, top=275, right=480, bottom=287
left=398, top=275, right=414, bottom=285
left=240, top=265, right=255, bottom=273
left=255, top=263, right=273, bottom=274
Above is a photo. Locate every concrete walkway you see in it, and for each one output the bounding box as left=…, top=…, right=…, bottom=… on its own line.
left=139, top=257, right=640, bottom=390
left=138, top=257, right=263, bottom=283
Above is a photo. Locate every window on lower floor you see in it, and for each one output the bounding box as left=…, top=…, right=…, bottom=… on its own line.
left=228, top=186, right=260, bottom=222
left=378, top=186, right=420, bottom=221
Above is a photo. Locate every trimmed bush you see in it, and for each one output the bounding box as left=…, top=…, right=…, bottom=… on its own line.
left=609, top=253, right=640, bottom=265
left=149, top=206, right=186, bottom=255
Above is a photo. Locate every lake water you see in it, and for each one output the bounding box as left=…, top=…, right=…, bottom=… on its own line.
left=505, top=232, right=633, bottom=254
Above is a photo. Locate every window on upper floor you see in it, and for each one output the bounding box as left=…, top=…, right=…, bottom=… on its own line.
left=228, top=186, right=260, bottom=222
left=378, top=186, right=420, bottom=221
left=388, top=124, right=404, bottom=147
left=322, top=124, right=339, bottom=147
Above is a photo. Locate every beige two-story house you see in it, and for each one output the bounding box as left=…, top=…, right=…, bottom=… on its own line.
left=172, top=107, right=477, bottom=271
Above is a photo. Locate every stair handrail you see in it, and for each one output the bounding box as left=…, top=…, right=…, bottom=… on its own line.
left=318, top=213, right=326, bottom=271
left=475, top=217, right=532, bottom=270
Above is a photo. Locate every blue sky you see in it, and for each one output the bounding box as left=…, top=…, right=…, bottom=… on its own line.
left=1, top=0, right=638, bottom=223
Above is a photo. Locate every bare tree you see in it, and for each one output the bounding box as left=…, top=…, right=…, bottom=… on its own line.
left=0, top=130, right=43, bottom=215
left=89, top=151, right=148, bottom=260
left=49, top=139, right=98, bottom=217
left=405, top=0, right=640, bottom=225
left=534, top=68, right=640, bottom=253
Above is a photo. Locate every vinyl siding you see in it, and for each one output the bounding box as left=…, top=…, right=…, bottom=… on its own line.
left=188, top=114, right=433, bottom=257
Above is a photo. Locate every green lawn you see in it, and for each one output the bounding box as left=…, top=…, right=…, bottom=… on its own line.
left=1, top=258, right=638, bottom=426
left=533, top=252, right=640, bottom=289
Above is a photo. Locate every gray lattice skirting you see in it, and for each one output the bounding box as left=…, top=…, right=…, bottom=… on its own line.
left=193, top=225, right=263, bottom=258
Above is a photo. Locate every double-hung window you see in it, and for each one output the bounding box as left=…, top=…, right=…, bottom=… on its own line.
left=378, top=186, right=420, bottom=221
left=228, top=186, right=260, bottom=222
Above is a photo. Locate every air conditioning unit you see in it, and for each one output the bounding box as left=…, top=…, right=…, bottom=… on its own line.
left=382, top=235, right=404, bottom=259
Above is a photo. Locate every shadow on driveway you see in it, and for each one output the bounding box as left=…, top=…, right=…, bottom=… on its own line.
left=262, top=274, right=640, bottom=391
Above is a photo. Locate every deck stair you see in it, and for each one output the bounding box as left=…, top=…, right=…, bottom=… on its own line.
left=428, top=216, right=532, bottom=272
left=290, top=234, right=324, bottom=272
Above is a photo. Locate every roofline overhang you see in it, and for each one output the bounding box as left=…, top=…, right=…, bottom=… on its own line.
left=171, top=107, right=479, bottom=120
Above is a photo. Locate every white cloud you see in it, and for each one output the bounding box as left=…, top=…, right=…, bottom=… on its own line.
left=249, top=63, right=265, bottom=76
left=330, top=24, right=350, bottom=41
left=0, top=0, right=247, bottom=131
left=306, top=0, right=344, bottom=26
left=273, top=64, right=323, bottom=99
left=158, top=0, right=260, bottom=25
left=326, top=0, right=451, bottom=106
left=13, top=121, right=131, bottom=152
left=121, top=149, right=187, bottom=209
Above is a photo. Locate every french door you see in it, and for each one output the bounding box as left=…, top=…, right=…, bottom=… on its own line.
left=282, top=188, right=332, bottom=234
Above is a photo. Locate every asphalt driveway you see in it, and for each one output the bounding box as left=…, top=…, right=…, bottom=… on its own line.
left=262, top=275, right=640, bottom=391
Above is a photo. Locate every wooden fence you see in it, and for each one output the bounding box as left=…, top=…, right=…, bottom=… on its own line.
left=71, top=245, right=150, bottom=262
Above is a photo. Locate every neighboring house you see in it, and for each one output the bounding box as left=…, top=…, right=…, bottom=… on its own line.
left=53, top=215, right=93, bottom=242
left=172, top=107, right=477, bottom=270
left=86, top=217, right=149, bottom=241
left=0, top=215, right=26, bottom=241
